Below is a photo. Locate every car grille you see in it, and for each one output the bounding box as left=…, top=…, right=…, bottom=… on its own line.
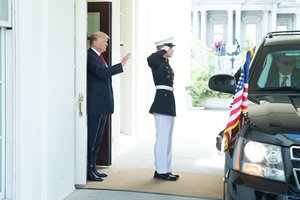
left=291, top=146, right=300, bottom=190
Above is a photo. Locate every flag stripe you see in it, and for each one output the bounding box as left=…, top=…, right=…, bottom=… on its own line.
left=223, top=50, right=252, bottom=151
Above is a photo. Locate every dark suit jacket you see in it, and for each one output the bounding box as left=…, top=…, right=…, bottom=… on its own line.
left=265, top=71, right=300, bottom=88
left=87, top=48, right=123, bottom=115
left=147, top=49, right=176, bottom=116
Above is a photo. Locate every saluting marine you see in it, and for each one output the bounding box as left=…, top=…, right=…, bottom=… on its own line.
left=147, top=37, right=179, bottom=181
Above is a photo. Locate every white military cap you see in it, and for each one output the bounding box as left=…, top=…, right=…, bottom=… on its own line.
left=154, top=37, right=175, bottom=47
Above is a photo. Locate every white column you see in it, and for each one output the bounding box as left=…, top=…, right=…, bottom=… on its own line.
left=227, top=10, right=233, bottom=45
left=271, top=10, right=277, bottom=31
left=200, top=9, right=207, bottom=45
left=235, top=10, right=241, bottom=45
left=262, top=10, right=269, bottom=35
left=192, top=10, right=199, bottom=39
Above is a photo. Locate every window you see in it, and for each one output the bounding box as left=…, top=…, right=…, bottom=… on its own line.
left=213, top=24, right=226, bottom=55
left=257, top=50, right=300, bottom=88
left=278, top=25, right=288, bottom=31
left=0, top=28, right=4, bottom=198
left=0, top=0, right=11, bottom=27
left=245, top=24, right=256, bottom=47
left=213, top=24, right=223, bottom=42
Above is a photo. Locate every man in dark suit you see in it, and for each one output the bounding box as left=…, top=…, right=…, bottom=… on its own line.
left=147, top=37, right=179, bottom=181
left=265, top=54, right=299, bottom=87
left=87, top=31, right=131, bottom=181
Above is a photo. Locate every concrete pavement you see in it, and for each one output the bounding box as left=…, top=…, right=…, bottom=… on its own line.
left=65, top=189, right=220, bottom=200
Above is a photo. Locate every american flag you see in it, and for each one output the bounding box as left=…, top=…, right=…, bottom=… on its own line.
left=223, top=50, right=253, bottom=151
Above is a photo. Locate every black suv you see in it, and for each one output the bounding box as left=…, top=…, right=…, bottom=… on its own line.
left=209, top=31, right=300, bottom=200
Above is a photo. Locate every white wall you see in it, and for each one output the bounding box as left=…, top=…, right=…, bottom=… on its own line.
left=15, top=0, right=75, bottom=199
left=12, top=0, right=191, bottom=199
left=110, top=0, right=123, bottom=159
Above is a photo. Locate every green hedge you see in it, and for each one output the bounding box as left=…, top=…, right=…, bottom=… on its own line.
left=187, top=39, right=231, bottom=107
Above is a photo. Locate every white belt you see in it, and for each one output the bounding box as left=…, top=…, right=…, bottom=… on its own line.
left=155, top=85, right=173, bottom=91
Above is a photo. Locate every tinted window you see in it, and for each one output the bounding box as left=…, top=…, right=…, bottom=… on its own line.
left=250, top=45, right=300, bottom=92
left=257, top=51, right=300, bottom=88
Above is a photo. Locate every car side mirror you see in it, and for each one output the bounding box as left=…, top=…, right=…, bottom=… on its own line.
left=208, top=74, right=236, bottom=94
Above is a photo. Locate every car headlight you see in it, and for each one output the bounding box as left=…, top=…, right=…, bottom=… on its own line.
left=233, top=137, right=286, bottom=182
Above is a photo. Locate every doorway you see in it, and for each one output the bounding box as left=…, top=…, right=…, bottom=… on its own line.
left=87, top=1, right=113, bottom=166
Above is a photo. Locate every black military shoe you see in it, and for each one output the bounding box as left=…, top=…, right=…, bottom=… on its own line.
left=168, top=172, right=179, bottom=179
left=154, top=171, right=177, bottom=181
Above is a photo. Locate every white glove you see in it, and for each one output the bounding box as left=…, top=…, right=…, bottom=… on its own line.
left=161, top=45, right=169, bottom=52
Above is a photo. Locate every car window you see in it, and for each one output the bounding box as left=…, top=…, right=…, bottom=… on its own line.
left=257, top=50, right=300, bottom=88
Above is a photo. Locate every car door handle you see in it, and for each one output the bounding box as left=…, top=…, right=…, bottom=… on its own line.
left=78, top=93, right=84, bottom=117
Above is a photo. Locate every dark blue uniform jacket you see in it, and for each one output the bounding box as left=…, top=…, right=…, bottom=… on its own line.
left=147, top=49, right=176, bottom=116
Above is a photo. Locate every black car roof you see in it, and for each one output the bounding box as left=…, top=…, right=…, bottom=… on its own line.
left=264, top=31, right=300, bottom=46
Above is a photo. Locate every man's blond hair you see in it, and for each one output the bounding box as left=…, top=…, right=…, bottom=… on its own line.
left=89, top=31, right=110, bottom=46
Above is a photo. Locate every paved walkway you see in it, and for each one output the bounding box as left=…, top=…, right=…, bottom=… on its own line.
left=65, top=108, right=229, bottom=200
left=113, top=108, right=228, bottom=175
left=65, top=189, right=220, bottom=200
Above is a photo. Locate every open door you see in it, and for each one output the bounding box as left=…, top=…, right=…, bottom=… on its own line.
left=75, top=1, right=112, bottom=184
left=75, top=0, right=87, bottom=184
left=87, top=1, right=112, bottom=166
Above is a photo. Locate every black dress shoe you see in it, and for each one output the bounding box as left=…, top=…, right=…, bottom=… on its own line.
left=168, top=172, right=179, bottom=179
left=87, top=171, right=103, bottom=181
left=94, top=171, right=108, bottom=178
left=154, top=171, right=177, bottom=181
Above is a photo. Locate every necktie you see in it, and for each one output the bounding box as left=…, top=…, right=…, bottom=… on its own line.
left=100, top=54, right=106, bottom=63
left=100, top=54, right=108, bottom=66
left=281, top=76, right=288, bottom=87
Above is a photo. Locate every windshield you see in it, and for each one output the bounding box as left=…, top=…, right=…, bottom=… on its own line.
left=256, top=50, right=300, bottom=90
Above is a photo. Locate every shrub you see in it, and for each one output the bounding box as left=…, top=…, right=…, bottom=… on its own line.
left=187, top=39, right=231, bottom=107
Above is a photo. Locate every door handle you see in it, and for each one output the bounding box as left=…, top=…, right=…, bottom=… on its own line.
left=78, top=93, right=84, bottom=117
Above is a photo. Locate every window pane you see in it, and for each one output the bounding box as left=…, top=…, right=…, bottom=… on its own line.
left=87, top=12, right=100, bottom=38
left=0, top=0, right=11, bottom=26
left=0, top=140, right=2, bottom=190
left=278, top=26, right=288, bottom=31
left=258, top=50, right=300, bottom=88
left=245, top=24, right=256, bottom=47
left=213, top=24, right=223, bottom=33
left=0, top=30, right=1, bottom=78
left=0, top=0, right=9, bottom=21
left=0, top=29, right=3, bottom=194
left=0, top=86, right=1, bottom=137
